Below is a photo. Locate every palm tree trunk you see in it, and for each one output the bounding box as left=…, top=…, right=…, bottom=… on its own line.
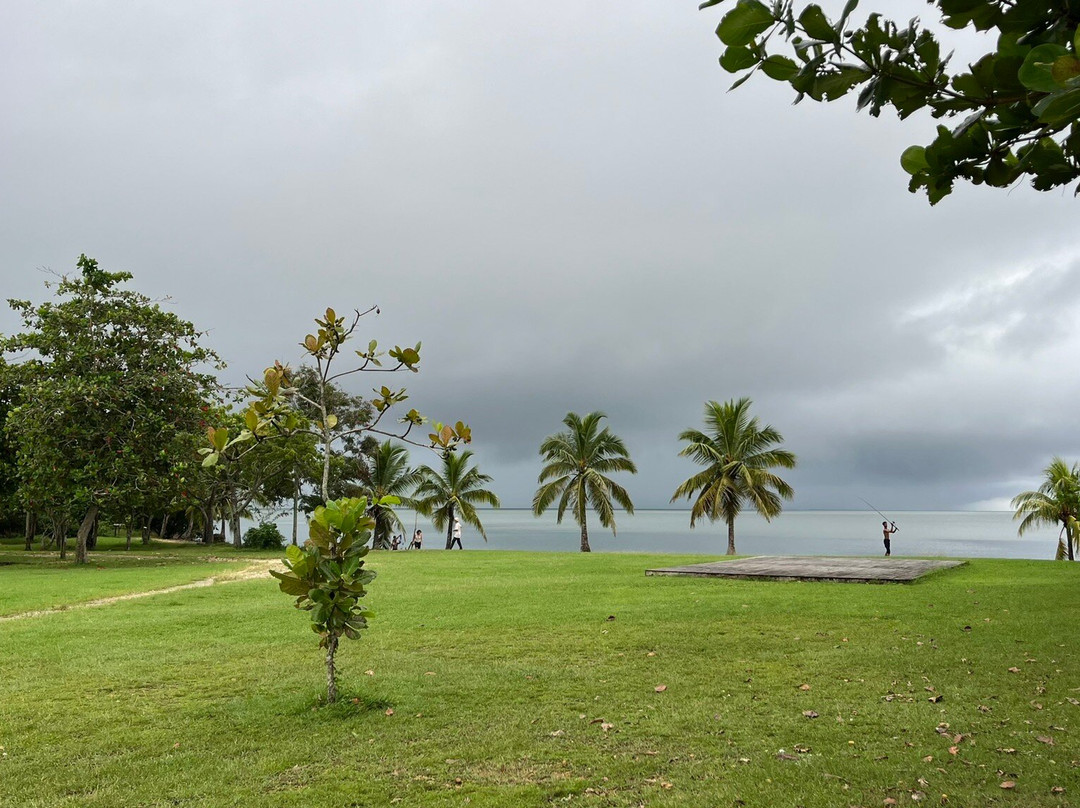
left=1068, top=519, right=1076, bottom=561
left=580, top=518, right=591, bottom=553
left=444, top=504, right=456, bottom=550
left=726, top=517, right=736, bottom=555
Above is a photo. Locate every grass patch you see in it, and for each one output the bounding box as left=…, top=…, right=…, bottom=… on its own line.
left=0, top=551, right=1077, bottom=806
left=0, top=535, right=277, bottom=616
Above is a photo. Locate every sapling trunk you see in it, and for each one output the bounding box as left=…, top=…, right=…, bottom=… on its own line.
left=326, top=635, right=339, bottom=704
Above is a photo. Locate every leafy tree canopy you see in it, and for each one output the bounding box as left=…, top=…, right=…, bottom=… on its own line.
left=1, top=256, right=220, bottom=562
left=702, top=0, right=1080, bottom=202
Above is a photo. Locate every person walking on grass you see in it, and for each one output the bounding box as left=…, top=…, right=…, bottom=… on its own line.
left=882, top=520, right=898, bottom=556
left=450, top=517, right=462, bottom=549
left=410, top=528, right=423, bottom=550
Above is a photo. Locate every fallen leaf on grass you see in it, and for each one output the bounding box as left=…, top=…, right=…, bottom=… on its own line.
left=996, top=747, right=1016, bottom=754
left=1051, top=786, right=1066, bottom=794
left=384, top=708, right=394, bottom=716
left=1037, top=736, right=1054, bottom=745
left=978, top=705, right=991, bottom=713
left=1000, top=781, right=1016, bottom=789
left=949, top=746, right=958, bottom=755
left=911, top=791, right=925, bottom=801
left=1066, top=697, right=1079, bottom=706
left=802, top=710, right=819, bottom=719
left=600, top=722, right=614, bottom=732
left=928, top=695, right=943, bottom=703
left=364, top=670, right=375, bottom=676
left=424, top=671, right=436, bottom=676
left=646, top=651, right=656, bottom=657
left=799, top=683, right=811, bottom=691
left=777, top=752, right=798, bottom=761
left=654, top=685, right=667, bottom=692
left=172, top=742, right=180, bottom=749
left=923, top=756, right=934, bottom=763
left=884, top=799, right=898, bottom=806
left=549, top=730, right=565, bottom=737
left=1008, top=667, right=1021, bottom=673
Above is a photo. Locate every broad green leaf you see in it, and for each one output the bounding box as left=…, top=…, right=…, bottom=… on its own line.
left=1034, top=88, right=1080, bottom=124
left=716, top=0, right=775, bottom=47
left=900, top=145, right=929, bottom=175
left=1051, top=55, right=1080, bottom=85
left=761, top=55, right=798, bottom=81
left=1019, top=44, right=1070, bottom=93
left=798, top=5, right=837, bottom=43
left=326, top=413, right=338, bottom=429
left=201, top=451, right=219, bottom=467
left=270, top=570, right=311, bottom=597
left=285, top=544, right=304, bottom=564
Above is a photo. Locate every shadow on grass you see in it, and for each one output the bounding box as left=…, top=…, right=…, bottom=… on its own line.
left=289, top=689, right=394, bottom=719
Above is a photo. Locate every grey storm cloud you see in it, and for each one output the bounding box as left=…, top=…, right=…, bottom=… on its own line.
left=2, top=1, right=1079, bottom=510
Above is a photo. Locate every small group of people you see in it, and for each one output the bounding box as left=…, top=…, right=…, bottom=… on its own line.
left=389, top=529, right=425, bottom=550
left=388, top=518, right=464, bottom=550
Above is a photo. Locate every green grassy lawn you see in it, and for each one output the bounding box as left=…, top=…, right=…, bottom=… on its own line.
left=0, top=551, right=1076, bottom=807
left=0, top=535, right=278, bottom=616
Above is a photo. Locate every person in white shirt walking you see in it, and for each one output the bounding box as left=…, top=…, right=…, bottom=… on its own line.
left=450, top=518, right=463, bottom=550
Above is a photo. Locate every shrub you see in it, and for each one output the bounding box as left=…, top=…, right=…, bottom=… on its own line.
left=243, top=522, right=284, bottom=550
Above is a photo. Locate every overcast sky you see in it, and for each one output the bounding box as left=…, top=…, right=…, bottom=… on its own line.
left=3, top=1, right=1078, bottom=510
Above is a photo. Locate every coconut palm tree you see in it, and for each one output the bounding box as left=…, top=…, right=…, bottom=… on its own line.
left=413, top=450, right=500, bottom=549
left=1012, top=457, right=1080, bottom=561
left=671, top=398, right=796, bottom=555
left=532, top=411, right=637, bottom=553
left=355, top=440, right=420, bottom=550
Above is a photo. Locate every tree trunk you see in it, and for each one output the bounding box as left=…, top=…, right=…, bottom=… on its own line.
left=326, top=634, right=339, bottom=704
left=444, top=504, right=456, bottom=550
left=726, top=517, right=736, bottom=555
left=24, top=511, right=36, bottom=551
left=292, top=477, right=300, bottom=546
left=580, top=518, right=591, bottom=553
left=86, top=514, right=99, bottom=551
left=125, top=514, right=134, bottom=550
left=142, top=517, right=152, bottom=545
left=75, top=505, right=99, bottom=565
left=230, top=508, right=242, bottom=549
left=161, top=513, right=170, bottom=540
left=1067, top=519, right=1076, bottom=561
left=181, top=513, right=194, bottom=540
left=56, top=521, right=66, bottom=559
left=201, top=502, right=214, bottom=544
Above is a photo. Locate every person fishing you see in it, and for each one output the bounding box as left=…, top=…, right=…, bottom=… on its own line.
left=882, top=520, right=898, bottom=557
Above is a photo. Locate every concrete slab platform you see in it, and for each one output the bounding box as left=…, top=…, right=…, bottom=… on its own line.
left=645, top=556, right=965, bottom=583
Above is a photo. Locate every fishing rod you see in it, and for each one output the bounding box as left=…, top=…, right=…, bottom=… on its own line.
left=859, top=497, right=898, bottom=527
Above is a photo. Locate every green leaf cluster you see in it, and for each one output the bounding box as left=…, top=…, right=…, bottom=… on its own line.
left=704, top=0, right=1080, bottom=202
left=269, top=496, right=380, bottom=647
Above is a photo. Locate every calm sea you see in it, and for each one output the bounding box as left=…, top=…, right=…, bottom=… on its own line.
left=264, top=509, right=1064, bottom=560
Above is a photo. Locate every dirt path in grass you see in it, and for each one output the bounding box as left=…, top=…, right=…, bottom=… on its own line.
left=0, top=559, right=283, bottom=623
